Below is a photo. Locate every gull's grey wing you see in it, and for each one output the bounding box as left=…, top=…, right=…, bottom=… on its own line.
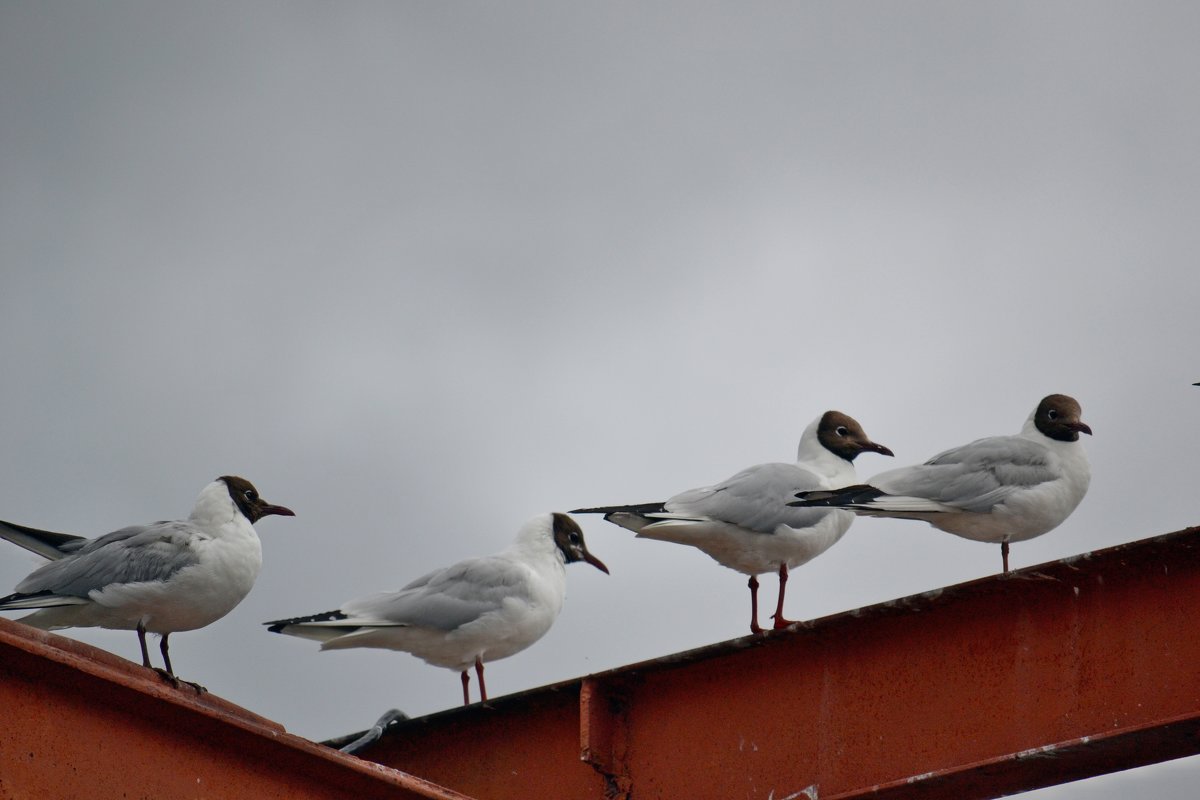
left=665, top=462, right=834, bottom=533
left=396, top=566, right=442, bottom=593
left=14, top=521, right=203, bottom=598
left=872, top=436, right=1058, bottom=513
left=340, top=555, right=532, bottom=632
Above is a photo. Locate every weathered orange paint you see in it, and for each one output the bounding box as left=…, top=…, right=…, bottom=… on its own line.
left=0, top=620, right=470, bottom=800
left=6, top=528, right=1200, bottom=799
left=354, top=527, right=1200, bottom=799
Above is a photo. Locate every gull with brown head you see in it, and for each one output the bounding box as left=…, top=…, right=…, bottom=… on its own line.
left=791, top=394, right=1091, bottom=573
left=573, top=411, right=893, bottom=634
left=265, top=512, right=608, bottom=706
left=0, top=476, right=294, bottom=688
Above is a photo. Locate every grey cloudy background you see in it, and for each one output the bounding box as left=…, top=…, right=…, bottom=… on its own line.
left=2, top=3, right=1199, bottom=797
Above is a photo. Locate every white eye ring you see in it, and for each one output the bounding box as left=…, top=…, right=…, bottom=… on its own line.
left=836, top=426, right=849, bottom=436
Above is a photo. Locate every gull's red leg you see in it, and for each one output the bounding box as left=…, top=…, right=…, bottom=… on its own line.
left=771, top=563, right=798, bottom=629
left=475, top=656, right=487, bottom=703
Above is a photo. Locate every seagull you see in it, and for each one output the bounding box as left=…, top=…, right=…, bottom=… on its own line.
left=790, top=394, right=1091, bottom=573
left=0, top=476, right=294, bottom=687
left=571, top=411, right=893, bottom=634
left=264, top=512, right=608, bottom=706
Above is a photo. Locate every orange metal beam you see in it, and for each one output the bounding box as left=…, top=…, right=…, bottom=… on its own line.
left=351, top=526, right=1200, bottom=799
left=0, top=619, right=471, bottom=800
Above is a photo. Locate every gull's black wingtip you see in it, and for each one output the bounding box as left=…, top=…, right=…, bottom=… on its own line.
left=571, top=502, right=667, bottom=516
left=0, top=588, right=61, bottom=610
left=788, top=489, right=838, bottom=508
left=263, top=608, right=348, bottom=632
left=788, top=485, right=883, bottom=508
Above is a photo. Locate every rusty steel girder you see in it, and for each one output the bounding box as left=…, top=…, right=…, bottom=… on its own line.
left=0, top=619, right=468, bottom=800
left=354, top=527, right=1200, bottom=799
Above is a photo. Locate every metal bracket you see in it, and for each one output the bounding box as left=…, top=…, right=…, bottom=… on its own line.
left=580, top=677, right=633, bottom=800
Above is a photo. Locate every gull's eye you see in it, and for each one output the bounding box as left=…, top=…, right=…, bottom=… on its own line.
left=244, top=489, right=258, bottom=502
left=569, top=532, right=581, bottom=545
left=1047, top=409, right=1059, bottom=420
left=836, top=426, right=849, bottom=437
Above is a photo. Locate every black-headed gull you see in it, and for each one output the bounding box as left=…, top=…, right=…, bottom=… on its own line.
left=790, top=394, right=1091, bottom=573
left=572, top=411, right=893, bottom=634
left=0, top=476, right=294, bottom=686
left=264, top=512, right=608, bottom=706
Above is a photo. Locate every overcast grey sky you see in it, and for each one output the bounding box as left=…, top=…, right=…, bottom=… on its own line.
left=2, top=2, right=1199, bottom=796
